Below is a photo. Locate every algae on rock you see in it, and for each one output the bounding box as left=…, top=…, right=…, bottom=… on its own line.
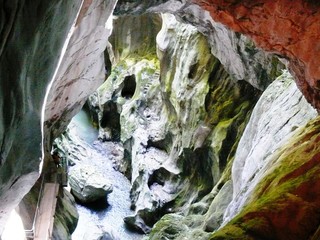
left=223, top=70, right=318, bottom=224
left=52, top=189, right=79, bottom=240
left=90, top=13, right=261, bottom=235
left=144, top=14, right=261, bottom=238
left=211, top=115, right=320, bottom=240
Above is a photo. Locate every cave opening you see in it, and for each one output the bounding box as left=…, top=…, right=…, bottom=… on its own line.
left=100, top=100, right=121, bottom=141
left=121, top=74, right=137, bottom=99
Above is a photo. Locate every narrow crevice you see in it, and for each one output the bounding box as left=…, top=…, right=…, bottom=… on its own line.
left=121, top=74, right=136, bottom=99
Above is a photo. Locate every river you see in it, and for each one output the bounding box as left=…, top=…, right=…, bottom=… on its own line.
left=69, top=110, right=143, bottom=240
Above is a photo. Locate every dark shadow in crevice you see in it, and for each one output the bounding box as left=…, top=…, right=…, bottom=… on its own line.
left=146, top=133, right=173, bottom=153
left=74, top=192, right=110, bottom=213
left=121, top=75, right=136, bottom=99
left=104, top=48, right=112, bottom=77
left=100, top=101, right=121, bottom=141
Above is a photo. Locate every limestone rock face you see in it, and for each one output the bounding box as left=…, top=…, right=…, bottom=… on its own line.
left=194, top=0, right=320, bottom=110
left=0, top=0, right=82, bottom=232
left=223, top=70, right=317, bottom=223
left=44, top=0, right=117, bottom=149
left=54, top=125, right=91, bottom=166
left=211, top=115, right=320, bottom=239
left=0, top=0, right=117, bottom=233
left=114, top=1, right=283, bottom=90
left=93, top=12, right=260, bottom=234
left=0, top=0, right=282, bottom=234
left=148, top=213, right=210, bottom=240
left=69, top=164, right=113, bottom=203
left=2, top=0, right=320, bottom=239
left=174, top=4, right=283, bottom=90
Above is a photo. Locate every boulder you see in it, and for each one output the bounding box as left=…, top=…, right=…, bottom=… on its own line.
left=82, top=224, right=117, bottom=240
left=69, top=165, right=113, bottom=203
left=124, top=212, right=152, bottom=233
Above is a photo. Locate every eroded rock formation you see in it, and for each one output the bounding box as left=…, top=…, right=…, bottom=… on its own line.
left=146, top=70, right=317, bottom=239
left=88, top=12, right=274, bottom=235
left=211, top=115, right=320, bottom=239
left=1, top=1, right=320, bottom=239
left=224, top=70, right=317, bottom=222
left=193, top=0, right=320, bottom=110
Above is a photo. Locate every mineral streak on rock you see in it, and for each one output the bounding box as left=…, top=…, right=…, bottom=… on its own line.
left=193, top=0, right=320, bottom=110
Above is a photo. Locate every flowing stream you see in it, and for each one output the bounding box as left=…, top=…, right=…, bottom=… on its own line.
left=69, top=110, right=143, bottom=240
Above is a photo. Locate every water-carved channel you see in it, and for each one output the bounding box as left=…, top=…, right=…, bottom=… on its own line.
left=66, top=110, right=143, bottom=240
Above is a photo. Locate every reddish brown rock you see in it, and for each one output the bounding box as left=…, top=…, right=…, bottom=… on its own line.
left=193, top=0, right=320, bottom=110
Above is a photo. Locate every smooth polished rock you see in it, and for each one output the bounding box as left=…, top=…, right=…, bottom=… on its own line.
left=69, top=164, right=113, bottom=203
left=0, top=0, right=82, bottom=233
left=223, top=70, right=318, bottom=223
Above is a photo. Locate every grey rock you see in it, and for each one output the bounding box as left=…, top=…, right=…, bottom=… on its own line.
left=93, top=12, right=261, bottom=236
left=82, top=224, right=118, bottom=240
left=115, top=1, right=283, bottom=90
left=69, top=165, right=113, bottom=203
left=124, top=214, right=151, bottom=233
left=223, top=70, right=318, bottom=224
left=0, top=0, right=82, bottom=232
left=17, top=183, right=78, bottom=240
left=45, top=0, right=117, bottom=138
left=204, top=181, right=233, bottom=232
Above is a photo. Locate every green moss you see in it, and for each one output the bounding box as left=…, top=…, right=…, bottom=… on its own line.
left=211, top=116, right=320, bottom=239
left=209, top=225, right=251, bottom=240
left=148, top=214, right=188, bottom=240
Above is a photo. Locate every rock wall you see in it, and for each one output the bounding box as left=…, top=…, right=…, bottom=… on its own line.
left=52, top=189, right=78, bottom=240
left=0, top=0, right=82, bottom=232
left=194, top=0, right=320, bottom=110
left=0, top=0, right=320, bottom=239
left=147, top=65, right=317, bottom=240
left=223, top=70, right=317, bottom=223
left=210, top=114, right=320, bottom=239
left=91, top=13, right=261, bottom=234
left=116, top=0, right=320, bottom=110
left=19, top=182, right=78, bottom=240
left=0, top=0, right=117, bottom=235
left=44, top=0, right=117, bottom=160
left=114, top=0, right=283, bottom=90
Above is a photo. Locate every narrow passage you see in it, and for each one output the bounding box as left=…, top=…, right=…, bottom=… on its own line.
left=70, top=110, right=143, bottom=240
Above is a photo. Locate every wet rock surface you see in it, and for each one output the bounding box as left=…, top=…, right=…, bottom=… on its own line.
left=69, top=164, right=113, bottom=203
left=52, top=189, right=79, bottom=240
left=223, top=70, right=318, bottom=223
left=56, top=110, right=143, bottom=240
left=18, top=181, right=78, bottom=240
left=91, top=12, right=261, bottom=236
left=0, top=0, right=82, bottom=231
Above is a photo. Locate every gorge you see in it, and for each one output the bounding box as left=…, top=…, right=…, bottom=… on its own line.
left=1, top=1, right=320, bottom=239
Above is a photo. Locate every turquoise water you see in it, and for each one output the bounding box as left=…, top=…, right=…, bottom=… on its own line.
left=70, top=110, right=143, bottom=240
left=71, top=110, right=98, bottom=144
